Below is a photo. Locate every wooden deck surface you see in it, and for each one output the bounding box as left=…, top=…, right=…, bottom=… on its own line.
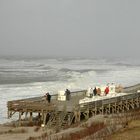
left=7, top=90, right=86, bottom=112
left=7, top=84, right=140, bottom=113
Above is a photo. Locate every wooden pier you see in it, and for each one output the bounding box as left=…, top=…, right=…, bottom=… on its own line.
left=7, top=84, right=140, bottom=129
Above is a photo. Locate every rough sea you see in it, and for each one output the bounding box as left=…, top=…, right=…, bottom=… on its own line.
left=0, top=56, right=140, bottom=124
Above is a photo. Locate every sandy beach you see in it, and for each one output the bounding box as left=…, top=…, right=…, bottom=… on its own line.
left=0, top=111, right=140, bottom=140
left=0, top=125, right=43, bottom=140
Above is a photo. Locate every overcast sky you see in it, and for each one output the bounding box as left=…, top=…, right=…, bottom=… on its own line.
left=0, top=0, right=140, bottom=58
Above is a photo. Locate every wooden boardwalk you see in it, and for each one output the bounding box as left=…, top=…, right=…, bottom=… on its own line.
left=7, top=90, right=86, bottom=127
left=7, top=84, right=140, bottom=129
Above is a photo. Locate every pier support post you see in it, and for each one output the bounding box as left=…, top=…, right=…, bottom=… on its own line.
left=102, top=106, right=104, bottom=115
left=29, top=112, right=33, bottom=122
left=38, top=113, right=41, bottom=122
left=43, top=113, right=47, bottom=126
left=25, top=112, right=28, bottom=120
left=41, top=110, right=44, bottom=121
left=74, top=111, right=81, bottom=123
left=109, top=104, right=111, bottom=114
left=7, top=110, right=10, bottom=119
left=74, top=111, right=77, bottom=123
left=77, top=111, right=81, bottom=122
left=68, top=114, right=71, bottom=126
left=19, top=112, right=22, bottom=126
left=85, top=110, right=89, bottom=120
left=95, top=107, right=97, bottom=115
left=115, top=102, right=117, bottom=113
left=136, top=98, right=139, bottom=107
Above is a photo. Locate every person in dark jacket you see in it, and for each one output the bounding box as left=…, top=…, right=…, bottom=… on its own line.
left=45, top=92, right=51, bottom=103
left=47, top=93, right=51, bottom=103
left=65, top=89, right=71, bottom=100
left=93, top=87, right=97, bottom=96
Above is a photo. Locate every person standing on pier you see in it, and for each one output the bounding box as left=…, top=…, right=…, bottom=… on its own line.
left=104, top=86, right=109, bottom=95
left=97, top=88, right=101, bottom=96
left=65, top=89, right=71, bottom=100
left=45, top=92, right=51, bottom=103
left=93, top=87, right=97, bottom=96
left=47, top=93, right=51, bottom=103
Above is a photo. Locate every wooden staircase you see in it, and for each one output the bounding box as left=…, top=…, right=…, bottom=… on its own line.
left=46, top=111, right=75, bottom=129
left=61, top=112, right=74, bottom=127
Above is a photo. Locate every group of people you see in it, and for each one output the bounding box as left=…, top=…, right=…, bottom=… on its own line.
left=43, top=86, right=110, bottom=102
left=90, top=86, right=109, bottom=97
left=44, top=88, right=71, bottom=102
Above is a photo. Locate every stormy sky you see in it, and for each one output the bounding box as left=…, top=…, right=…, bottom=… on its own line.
left=0, top=0, right=140, bottom=58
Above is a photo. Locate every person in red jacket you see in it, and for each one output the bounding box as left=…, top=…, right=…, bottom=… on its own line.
left=104, top=86, right=109, bottom=95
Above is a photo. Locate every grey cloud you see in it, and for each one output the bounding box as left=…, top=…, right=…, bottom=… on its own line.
left=0, top=0, right=140, bottom=58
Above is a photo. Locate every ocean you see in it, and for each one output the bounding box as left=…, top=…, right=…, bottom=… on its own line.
left=0, top=56, right=140, bottom=124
